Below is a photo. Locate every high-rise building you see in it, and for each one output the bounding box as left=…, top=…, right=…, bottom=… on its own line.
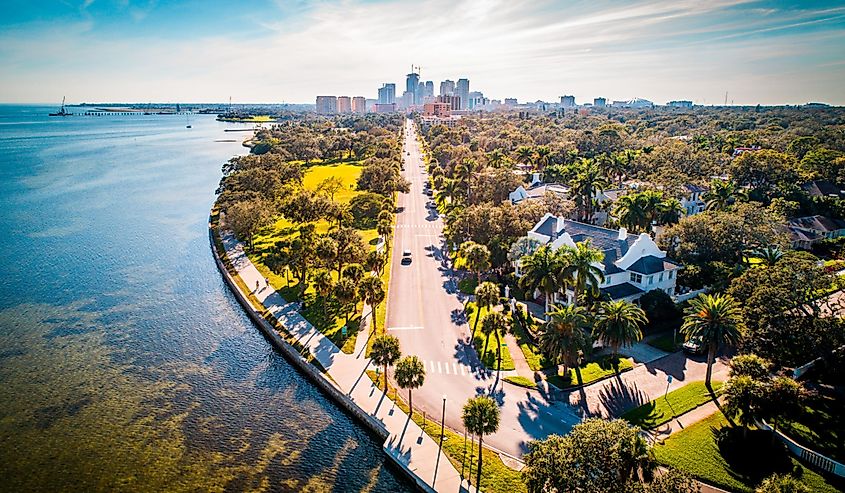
left=417, top=82, right=425, bottom=104
left=436, top=94, right=462, bottom=111
left=504, top=98, right=518, bottom=106
left=456, top=78, right=469, bottom=110
left=439, top=79, right=455, bottom=96
left=594, top=97, right=606, bottom=107
left=468, top=91, right=486, bottom=109
left=399, top=90, right=414, bottom=110
left=337, top=96, right=352, bottom=114
left=315, top=96, right=337, bottom=115
left=560, top=95, right=576, bottom=107
left=352, top=96, right=366, bottom=113
left=424, top=81, right=434, bottom=100
left=406, top=72, right=420, bottom=103
left=378, top=83, right=396, bottom=104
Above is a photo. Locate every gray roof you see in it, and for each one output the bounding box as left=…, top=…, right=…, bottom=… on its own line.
left=601, top=282, right=644, bottom=300
left=788, top=215, right=845, bottom=233
left=801, top=181, right=845, bottom=199
left=684, top=183, right=708, bottom=194
left=627, top=255, right=680, bottom=275
left=533, top=215, right=558, bottom=237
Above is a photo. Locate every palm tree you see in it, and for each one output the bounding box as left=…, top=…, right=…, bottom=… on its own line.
left=462, top=395, right=501, bottom=490
left=515, top=145, right=534, bottom=167
left=593, top=300, right=647, bottom=359
left=656, top=197, right=684, bottom=227
left=534, top=145, right=552, bottom=170
left=359, top=276, right=385, bottom=333
left=614, top=194, right=649, bottom=233
left=486, top=148, right=508, bottom=168
left=334, top=277, right=357, bottom=325
left=366, top=250, right=387, bottom=276
left=704, top=179, right=740, bottom=211
left=473, top=281, right=500, bottom=335
left=313, top=268, right=334, bottom=300
left=481, top=312, right=509, bottom=372
left=518, top=245, right=566, bottom=315
left=460, top=241, right=491, bottom=283
left=569, top=158, right=608, bottom=223
left=395, top=355, right=425, bottom=413
left=749, top=245, right=783, bottom=266
left=370, top=334, right=401, bottom=392
left=681, top=293, right=743, bottom=389
left=540, top=304, right=592, bottom=385
left=377, top=218, right=392, bottom=248
left=561, top=240, right=605, bottom=306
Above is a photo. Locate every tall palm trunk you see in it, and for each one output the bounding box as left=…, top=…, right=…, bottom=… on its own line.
left=495, top=331, right=502, bottom=373
left=383, top=363, right=388, bottom=394
left=371, top=302, right=378, bottom=334
left=476, top=434, right=484, bottom=490
left=408, top=389, right=413, bottom=415
left=473, top=308, right=482, bottom=336
left=705, top=342, right=716, bottom=390
left=574, top=365, right=584, bottom=386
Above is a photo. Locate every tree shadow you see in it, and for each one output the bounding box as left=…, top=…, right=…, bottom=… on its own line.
left=595, top=379, right=649, bottom=418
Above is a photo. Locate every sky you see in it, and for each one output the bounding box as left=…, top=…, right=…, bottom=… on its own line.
left=1, top=0, right=844, bottom=105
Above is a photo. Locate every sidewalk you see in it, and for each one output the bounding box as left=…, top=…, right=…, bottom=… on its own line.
left=221, top=232, right=469, bottom=493
left=643, top=398, right=724, bottom=444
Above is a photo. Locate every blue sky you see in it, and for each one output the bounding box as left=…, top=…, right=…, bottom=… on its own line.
left=1, top=0, right=844, bottom=104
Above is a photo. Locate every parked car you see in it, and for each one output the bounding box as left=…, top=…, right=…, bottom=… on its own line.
left=682, top=335, right=706, bottom=355
left=401, top=249, right=412, bottom=265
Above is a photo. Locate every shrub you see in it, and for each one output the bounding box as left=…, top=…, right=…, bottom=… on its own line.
left=349, top=192, right=384, bottom=229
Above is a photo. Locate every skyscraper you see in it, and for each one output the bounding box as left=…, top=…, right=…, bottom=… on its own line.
left=439, top=80, right=455, bottom=96
left=417, top=82, right=425, bottom=104
left=378, top=83, right=396, bottom=104
left=456, top=78, right=469, bottom=110
left=594, top=97, right=606, bottom=107
left=406, top=72, right=420, bottom=104
left=424, top=81, right=434, bottom=100
left=337, top=96, right=351, bottom=113
left=560, top=95, right=576, bottom=107
left=315, top=96, right=337, bottom=115
left=352, top=96, right=366, bottom=113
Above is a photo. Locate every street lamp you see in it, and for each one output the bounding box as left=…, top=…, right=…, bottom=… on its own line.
left=433, top=394, right=447, bottom=486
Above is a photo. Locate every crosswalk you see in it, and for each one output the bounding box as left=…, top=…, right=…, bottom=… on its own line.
left=395, top=223, right=441, bottom=229
left=423, top=359, right=478, bottom=377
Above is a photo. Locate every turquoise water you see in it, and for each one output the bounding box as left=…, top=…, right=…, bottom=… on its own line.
left=0, top=105, right=410, bottom=492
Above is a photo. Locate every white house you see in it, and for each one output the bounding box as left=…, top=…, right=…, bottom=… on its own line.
left=517, top=214, right=681, bottom=306
left=680, top=183, right=707, bottom=216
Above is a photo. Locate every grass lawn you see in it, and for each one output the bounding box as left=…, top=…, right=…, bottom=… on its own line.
left=509, top=313, right=553, bottom=372
left=654, top=411, right=842, bottom=493
left=622, top=381, right=722, bottom=429
left=246, top=161, right=383, bottom=354
left=546, top=356, right=634, bottom=389
left=648, top=331, right=681, bottom=353
left=779, top=390, right=845, bottom=463
left=466, top=303, right=515, bottom=371
left=366, top=370, right=525, bottom=493
left=504, top=376, right=537, bottom=389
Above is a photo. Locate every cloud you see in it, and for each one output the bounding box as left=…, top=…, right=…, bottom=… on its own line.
left=0, top=0, right=843, bottom=104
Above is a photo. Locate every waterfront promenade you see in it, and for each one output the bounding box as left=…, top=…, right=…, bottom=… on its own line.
left=220, top=231, right=469, bottom=493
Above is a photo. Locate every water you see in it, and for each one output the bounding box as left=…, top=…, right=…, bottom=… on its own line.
left=0, top=105, right=410, bottom=492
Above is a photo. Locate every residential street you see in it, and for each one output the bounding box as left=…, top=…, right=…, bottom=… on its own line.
left=386, top=118, right=581, bottom=457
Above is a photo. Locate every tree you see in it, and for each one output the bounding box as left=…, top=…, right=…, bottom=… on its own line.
left=729, top=150, right=798, bottom=202
left=646, top=469, right=699, bottom=493
left=523, top=418, right=653, bottom=493
left=312, top=269, right=334, bottom=300
left=680, top=293, right=743, bottom=389
left=730, top=354, right=771, bottom=380
left=370, top=334, right=401, bottom=392
left=762, top=376, right=806, bottom=431
left=561, top=240, right=605, bottom=305
left=359, top=276, right=385, bottom=332
left=723, top=375, right=765, bottom=433
left=462, top=395, right=501, bottom=491
left=365, top=250, right=386, bottom=276
left=593, top=300, right=647, bottom=359
left=704, top=179, right=742, bottom=211
left=570, top=158, right=608, bottom=222
left=460, top=241, right=491, bottom=283
left=615, top=194, right=649, bottom=233
left=225, top=198, right=272, bottom=251
left=518, top=245, right=567, bottom=314
left=755, top=474, right=809, bottom=493
left=541, top=304, right=592, bottom=384
left=334, top=277, right=357, bottom=325
left=748, top=245, right=783, bottom=266
left=473, top=281, right=500, bottom=335
left=481, top=312, right=509, bottom=371
left=394, top=355, right=425, bottom=414
left=341, top=263, right=365, bottom=282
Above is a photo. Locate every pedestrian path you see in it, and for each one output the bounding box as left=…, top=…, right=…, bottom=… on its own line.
left=644, top=399, right=724, bottom=444
left=220, top=231, right=469, bottom=493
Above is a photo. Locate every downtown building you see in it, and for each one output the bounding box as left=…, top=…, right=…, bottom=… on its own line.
left=315, top=96, right=337, bottom=115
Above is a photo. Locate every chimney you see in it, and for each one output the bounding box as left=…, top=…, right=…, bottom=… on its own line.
left=618, top=227, right=629, bottom=256
left=618, top=227, right=627, bottom=240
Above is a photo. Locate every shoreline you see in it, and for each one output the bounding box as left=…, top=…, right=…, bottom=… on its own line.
left=208, top=213, right=464, bottom=493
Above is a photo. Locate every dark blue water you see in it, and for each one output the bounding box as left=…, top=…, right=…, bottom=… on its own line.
left=0, top=105, right=410, bottom=492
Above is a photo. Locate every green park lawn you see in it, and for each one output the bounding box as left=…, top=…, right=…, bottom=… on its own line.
left=247, top=161, right=383, bottom=354
left=503, top=376, right=537, bottom=389
left=779, top=390, right=845, bottom=463
left=546, top=356, right=634, bottom=389
left=466, top=303, right=516, bottom=371
left=654, top=411, right=842, bottom=493
left=622, top=381, right=722, bottom=429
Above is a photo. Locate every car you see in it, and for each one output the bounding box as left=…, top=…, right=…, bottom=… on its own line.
left=682, top=335, right=706, bottom=355
left=401, top=249, right=412, bottom=265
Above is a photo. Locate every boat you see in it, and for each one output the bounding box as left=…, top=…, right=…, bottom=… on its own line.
left=48, top=97, right=71, bottom=117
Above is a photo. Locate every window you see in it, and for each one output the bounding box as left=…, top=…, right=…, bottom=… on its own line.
left=630, top=272, right=642, bottom=284
left=648, top=275, right=653, bottom=285
left=605, top=275, right=611, bottom=285
left=659, top=272, right=664, bottom=282
left=668, top=270, right=674, bottom=279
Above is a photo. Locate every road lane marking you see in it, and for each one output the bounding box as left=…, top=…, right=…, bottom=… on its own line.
left=386, top=326, right=424, bottom=331
left=452, top=363, right=458, bottom=374
left=437, top=361, right=442, bottom=374
left=460, top=365, right=465, bottom=376
left=444, top=364, right=450, bottom=375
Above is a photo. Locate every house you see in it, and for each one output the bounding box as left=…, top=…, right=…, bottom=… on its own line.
left=517, top=214, right=681, bottom=306
left=680, top=183, right=707, bottom=216
left=508, top=182, right=569, bottom=204
left=801, top=180, right=845, bottom=200
left=788, top=215, right=845, bottom=249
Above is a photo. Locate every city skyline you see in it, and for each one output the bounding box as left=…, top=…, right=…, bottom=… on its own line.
left=1, top=0, right=845, bottom=105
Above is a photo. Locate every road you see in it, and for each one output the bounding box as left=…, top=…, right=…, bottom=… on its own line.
left=385, top=118, right=580, bottom=457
